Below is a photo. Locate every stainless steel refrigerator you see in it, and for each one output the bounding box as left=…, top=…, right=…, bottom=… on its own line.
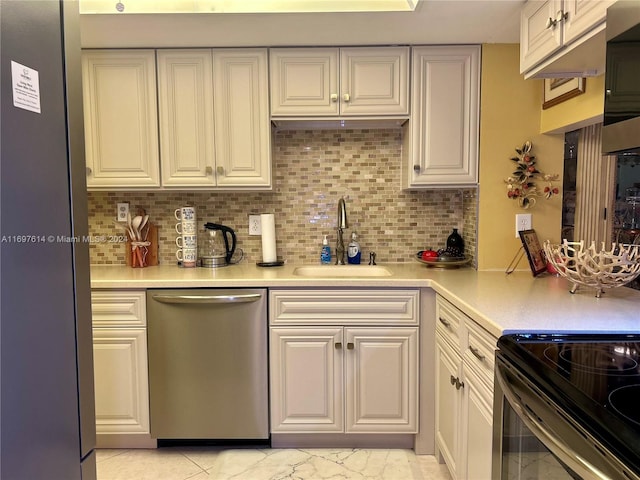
left=1, top=1, right=96, bottom=479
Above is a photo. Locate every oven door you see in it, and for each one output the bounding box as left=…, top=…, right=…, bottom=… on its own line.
left=492, top=354, right=638, bottom=480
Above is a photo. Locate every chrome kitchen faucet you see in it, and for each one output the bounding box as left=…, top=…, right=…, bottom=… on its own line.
left=335, top=197, right=348, bottom=265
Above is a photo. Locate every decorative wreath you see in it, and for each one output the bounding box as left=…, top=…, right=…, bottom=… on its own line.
left=505, top=141, right=559, bottom=209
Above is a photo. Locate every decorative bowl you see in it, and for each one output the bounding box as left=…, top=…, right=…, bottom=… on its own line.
left=543, top=240, right=640, bottom=297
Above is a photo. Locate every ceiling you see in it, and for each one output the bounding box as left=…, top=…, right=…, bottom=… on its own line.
left=79, top=0, right=524, bottom=48
left=80, top=0, right=421, bottom=14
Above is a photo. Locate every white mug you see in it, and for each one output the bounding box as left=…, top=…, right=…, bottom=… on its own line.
left=175, top=221, right=196, bottom=235
left=176, top=247, right=197, bottom=267
left=175, top=206, right=196, bottom=222
left=176, top=235, right=197, bottom=248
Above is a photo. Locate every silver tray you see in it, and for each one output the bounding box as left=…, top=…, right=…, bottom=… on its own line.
left=415, top=252, right=470, bottom=269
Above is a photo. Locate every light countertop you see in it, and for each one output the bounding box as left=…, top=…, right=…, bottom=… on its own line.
left=90, top=263, right=640, bottom=338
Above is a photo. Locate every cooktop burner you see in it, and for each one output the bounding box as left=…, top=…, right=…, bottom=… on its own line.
left=609, top=385, right=640, bottom=426
left=543, top=345, right=639, bottom=374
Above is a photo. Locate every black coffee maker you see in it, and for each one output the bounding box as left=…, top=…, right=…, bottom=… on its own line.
left=200, top=223, right=237, bottom=267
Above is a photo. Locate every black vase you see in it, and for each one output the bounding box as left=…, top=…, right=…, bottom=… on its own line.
left=446, top=228, right=465, bottom=257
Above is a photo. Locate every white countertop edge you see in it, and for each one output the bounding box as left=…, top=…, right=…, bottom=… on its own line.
left=89, top=263, right=640, bottom=338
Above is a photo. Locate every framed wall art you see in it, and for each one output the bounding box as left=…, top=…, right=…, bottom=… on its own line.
left=519, top=229, right=547, bottom=276
left=542, top=77, right=586, bottom=110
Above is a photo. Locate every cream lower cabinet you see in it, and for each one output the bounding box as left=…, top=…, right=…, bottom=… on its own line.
left=82, top=50, right=160, bottom=189
left=91, top=290, right=154, bottom=448
left=404, top=46, right=480, bottom=188
left=269, top=289, right=419, bottom=435
left=435, top=295, right=495, bottom=480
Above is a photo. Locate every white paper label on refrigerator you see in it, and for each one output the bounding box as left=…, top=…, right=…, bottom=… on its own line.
left=11, top=61, right=41, bottom=114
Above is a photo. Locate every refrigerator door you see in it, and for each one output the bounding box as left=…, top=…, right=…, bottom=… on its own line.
left=0, top=1, right=96, bottom=478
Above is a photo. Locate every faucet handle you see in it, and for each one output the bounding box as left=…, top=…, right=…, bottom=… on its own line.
left=369, top=252, right=377, bottom=265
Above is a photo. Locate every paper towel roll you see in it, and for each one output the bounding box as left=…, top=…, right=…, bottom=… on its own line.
left=261, top=213, right=277, bottom=263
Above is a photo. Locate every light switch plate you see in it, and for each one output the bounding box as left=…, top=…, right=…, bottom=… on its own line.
left=515, top=213, right=532, bottom=237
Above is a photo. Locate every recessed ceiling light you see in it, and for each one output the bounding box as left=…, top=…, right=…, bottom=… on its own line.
left=80, top=0, right=421, bottom=14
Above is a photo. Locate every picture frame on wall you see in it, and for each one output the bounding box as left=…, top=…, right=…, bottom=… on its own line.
left=542, top=77, right=586, bottom=109
left=519, top=229, right=547, bottom=276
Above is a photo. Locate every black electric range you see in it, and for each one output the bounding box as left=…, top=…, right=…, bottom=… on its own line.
left=497, top=334, right=640, bottom=478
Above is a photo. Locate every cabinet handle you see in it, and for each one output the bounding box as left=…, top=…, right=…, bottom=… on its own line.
left=413, top=164, right=421, bottom=173
left=86, top=167, right=92, bottom=176
left=206, top=166, right=213, bottom=175
left=335, top=342, right=342, bottom=349
left=556, top=10, right=568, bottom=23
left=469, top=346, right=485, bottom=361
left=450, top=375, right=457, bottom=386
left=546, top=10, right=567, bottom=29
left=347, top=342, right=355, bottom=350
left=438, top=317, right=451, bottom=328
left=217, top=165, right=224, bottom=176
left=343, top=93, right=350, bottom=102
left=455, top=379, right=465, bottom=390
left=330, top=93, right=338, bottom=102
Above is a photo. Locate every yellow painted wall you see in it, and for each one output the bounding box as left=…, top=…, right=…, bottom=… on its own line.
left=477, top=44, right=564, bottom=271
left=539, top=75, right=605, bottom=133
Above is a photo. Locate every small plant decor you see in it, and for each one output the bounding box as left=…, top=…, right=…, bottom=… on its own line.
left=505, top=141, right=560, bottom=209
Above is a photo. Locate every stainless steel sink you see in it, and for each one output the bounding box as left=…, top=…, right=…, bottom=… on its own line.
left=292, top=265, right=392, bottom=278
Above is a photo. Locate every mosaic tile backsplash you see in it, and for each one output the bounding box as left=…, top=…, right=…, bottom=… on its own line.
left=88, top=129, right=477, bottom=266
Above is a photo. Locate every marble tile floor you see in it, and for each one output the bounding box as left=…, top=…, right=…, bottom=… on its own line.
left=96, top=447, right=453, bottom=480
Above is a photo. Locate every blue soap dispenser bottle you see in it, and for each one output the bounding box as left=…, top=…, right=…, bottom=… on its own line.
left=320, top=235, right=331, bottom=264
left=347, top=232, right=361, bottom=264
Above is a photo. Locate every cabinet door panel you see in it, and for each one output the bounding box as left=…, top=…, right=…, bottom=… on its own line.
left=409, top=46, right=479, bottom=187
left=82, top=50, right=160, bottom=189
left=435, top=333, right=461, bottom=478
left=461, top=367, right=493, bottom=480
left=157, top=50, right=216, bottom=187
left=270, top=327, right=343, bottom=432
left=270, top=48, right=339, bottom=116
left=345, top=327, right=418, bottom=433
left=563, top=0, right=611, bottom=45
left=214, top=49, right=271, bottom=188
left=520, top=0, right=563, bottom=73
left=93, top=328, right=149, bottom=434
left=340, top=47, right=409, bottom=115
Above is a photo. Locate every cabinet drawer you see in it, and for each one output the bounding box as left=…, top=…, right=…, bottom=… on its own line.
left=91, top=290, right=146, bottom=327
left=270, top=289, right=419, bottom=325
left=463, top=319, right=497, bottom=386
left=435, top=296, right=464, bottom=351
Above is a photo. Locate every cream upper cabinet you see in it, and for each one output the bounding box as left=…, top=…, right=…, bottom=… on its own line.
left=213, top=49, right=272, bottom=189
left=157, top=48, right=271, bottom=190
left=269, top=289, right=419, bottom=435
left=270, top=47, right=409, bottom=117
left=82, top=50, right=160, bottom=189
left=157, top=50, right=216, bottom=188
left=520, top=0, right=614, bottom=78
left=404, top=45, right=480, bottom=188
left=435, top=295, right=495, bottom=480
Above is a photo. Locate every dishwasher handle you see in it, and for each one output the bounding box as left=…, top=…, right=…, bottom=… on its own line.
left=151, top=293, right=262, bottom=304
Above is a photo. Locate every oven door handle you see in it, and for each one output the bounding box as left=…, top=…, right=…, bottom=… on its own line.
left=496, top=366, right=611, bottom=480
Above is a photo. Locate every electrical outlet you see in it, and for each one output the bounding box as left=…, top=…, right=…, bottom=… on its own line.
left=249, top=215, right=262, bottom=235
left=515, top=213, right=532, bottom=237
left=117, top=202, right=129, bottom=222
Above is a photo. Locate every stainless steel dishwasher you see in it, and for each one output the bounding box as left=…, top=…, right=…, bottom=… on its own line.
left=146, top=288, right=268, bottom=440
